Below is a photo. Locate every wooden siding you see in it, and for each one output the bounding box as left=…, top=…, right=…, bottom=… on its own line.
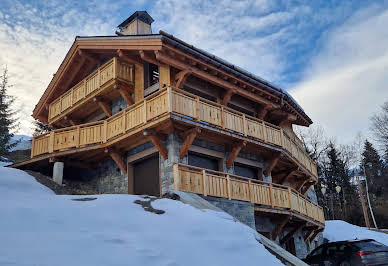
left=48, top=57, right=134, bottom=124
left=174, top=163, right=325, bottom=225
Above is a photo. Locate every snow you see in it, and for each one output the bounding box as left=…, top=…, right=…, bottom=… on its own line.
left=9, top=134, right=32, bottom=151
left=0, top=166, right=282, bottom=266
left=324, top=220, right=388, bottom=246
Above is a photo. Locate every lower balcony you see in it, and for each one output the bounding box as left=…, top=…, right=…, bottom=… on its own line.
left=173, top=163, right=324, bottom=227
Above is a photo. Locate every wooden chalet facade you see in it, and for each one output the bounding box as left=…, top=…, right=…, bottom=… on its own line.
left=13, top=11, right=324, bottom=258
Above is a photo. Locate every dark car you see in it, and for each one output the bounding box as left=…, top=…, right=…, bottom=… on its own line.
left=303, top=239, right=388, bottom=266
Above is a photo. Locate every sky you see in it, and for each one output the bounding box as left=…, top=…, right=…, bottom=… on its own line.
left=0, top=0, right=388, bottom=144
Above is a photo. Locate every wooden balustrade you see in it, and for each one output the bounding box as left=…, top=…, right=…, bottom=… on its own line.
left=48, top=57, right=134, bottom=123
left=34, top=87, right=318, bottom=179
left=173, top=163, right=325, bottom=225
left=170, top=88, right=318, bottom=179
left=31, top=89, right=169, bottom=157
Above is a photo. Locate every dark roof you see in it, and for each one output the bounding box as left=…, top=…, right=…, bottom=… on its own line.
left=75, top=31, right=313, bottom=125
left=117, top=11, right=154, bottom=29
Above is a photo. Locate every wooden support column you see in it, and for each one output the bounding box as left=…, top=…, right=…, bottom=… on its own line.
left=226, top=141, right=247, bottom=169
left=134, top=64, right=144, bottom=103
left=179, top=127, right=201, bottom=159
left=175, top=69, right=191, bottom=88
left=264, top=153, right=281, bottom=177
left=221, top=88, right=235, bottom=106
left=143, top=130, right=168, bottom=160
left=94, top=97, right=112, bottom=117
left=280, top=222, right=306, bottom=245
left=272, top=215, right=291, bottom=240
left=105, top=148, right=127, bottom=174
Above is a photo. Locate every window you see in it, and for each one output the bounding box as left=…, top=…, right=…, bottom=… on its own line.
left=234, top=162, right=260, bottom=180
left=144, top=62, right=159, bottom=97
left=188, top=152, right=219, bottom=171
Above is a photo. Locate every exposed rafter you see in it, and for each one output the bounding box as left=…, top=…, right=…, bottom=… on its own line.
left=175, top=69, right=192, bottom=88
left=78, top=49, right=99, bottom=65
left=117, top=49, right=142, bottom=66
left=179, top=127, right=201, bottom=159
left=139, top=50, right=161, bottom=66
left=154, top=51, right=278, bottom=108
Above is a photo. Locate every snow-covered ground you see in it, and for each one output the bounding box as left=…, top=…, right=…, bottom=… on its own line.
left=324, top=220, right=388, bottom=246
left=0, top=166, right=282, bottom=266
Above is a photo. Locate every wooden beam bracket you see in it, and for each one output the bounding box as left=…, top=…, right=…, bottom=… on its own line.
left=105, top=148, right=127, bottom=174
left=226, top=141, right=247, bottom=169
left=143, top=129, right=168, bottom=160
left=272, top=215, right=291, bottom=240
left=280, top=222, right=306, bottom=245
left=175, top=69, right=192, bottom=88
left=179, top=127, right=201, bottom=159
left=93, top=97, right=112, bottom=117
left=264, top=152, right=281, bottom=177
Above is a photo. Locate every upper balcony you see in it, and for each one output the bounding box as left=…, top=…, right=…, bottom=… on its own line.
left=48, top=57, right=134, bottom=125
left=31, top=87, right=318, bottom=182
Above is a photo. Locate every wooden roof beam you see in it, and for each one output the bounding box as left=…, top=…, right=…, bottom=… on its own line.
left=154, top=51, right=278, bottom=108
left=221, top=88, right=236, bottom=106
left=143, top=129, right=168, bottom=160
left=272, top=215, right=291, bottom=240
left=78, top=49, right=99, bottom=66
left=117, top=49, right=142, bottom=66
left=59, top=57, right=86, bottom=95
left=226, top=141, right=247, bottom=169
left=139, top=50, right=161, bottom=66
left=179, top=127, right=201, bottom=159
left=175, top=69, right=192, bottom=89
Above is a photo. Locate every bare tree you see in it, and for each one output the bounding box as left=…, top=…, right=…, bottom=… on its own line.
left=371, top=101, right=388, bottom=148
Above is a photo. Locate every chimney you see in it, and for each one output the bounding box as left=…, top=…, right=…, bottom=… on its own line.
left=117, top=11, right=154, bottom=35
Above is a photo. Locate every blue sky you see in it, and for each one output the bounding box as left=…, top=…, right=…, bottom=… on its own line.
left=1, top=0, right=388, bottom=144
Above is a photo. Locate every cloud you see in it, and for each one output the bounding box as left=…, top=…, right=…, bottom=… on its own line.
left=291, top=5, right=388, bottom=144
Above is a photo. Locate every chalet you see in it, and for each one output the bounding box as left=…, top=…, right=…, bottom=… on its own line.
left=12, top=11, right=324, bottom=258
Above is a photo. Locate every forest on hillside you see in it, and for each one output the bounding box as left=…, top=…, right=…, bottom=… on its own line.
left=298, top=101, right=388, bottom=228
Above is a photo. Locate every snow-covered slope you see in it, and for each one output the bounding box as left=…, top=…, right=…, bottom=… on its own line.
left=324, top=220, right=388, bottom=245
left=9, top=134, right=32, bottom=151
left=0, top=166, right=282, bottom=266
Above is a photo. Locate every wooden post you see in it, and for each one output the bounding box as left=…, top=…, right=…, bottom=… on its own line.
left=221, top=106, right=225, bottom=129
left=202, top=169, right=207, bottom=196
left=262, top=122, right=267, bottom=142
left=173, top=164, right=178, bottom=191
left=75, top=126, right=80, bottom=148
left=195, top=97, right=200, bottom=120
left=242, top=114, right=247, bottom=136
left=30, top=137, right=35, bottom=158
left=357, top=176, right=371, bottom=228
left=168, top=87, right=173, bottom=113
left=288, top=187, right=292, bottom=209
left=143, top=99, right=147, bottom=124
left=122, top=111, right=126, bottom=134
left=280, top=128, right=284, bottom=148
left=269, top=184, right=274, bottom=208
left=103, top=121, right=108, bottom=143
left=48, top=131, right=54, bottom=153
left=112, top=57, right=117, bottom=79
left=248, top=179, right=252, bottom=202
left=226, top=174, right=231, bottom=200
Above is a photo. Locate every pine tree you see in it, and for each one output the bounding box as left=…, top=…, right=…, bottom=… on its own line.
left=32, top=120, right=52, bottom=136
left=361, top=140, right=383, bottom=197
left=0, top=67, right=19, bottom=161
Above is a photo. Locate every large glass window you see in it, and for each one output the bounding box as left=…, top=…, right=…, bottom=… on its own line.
left=234, top=162, right=259, bottom=179
left=188, top=152, right=219, bottom=171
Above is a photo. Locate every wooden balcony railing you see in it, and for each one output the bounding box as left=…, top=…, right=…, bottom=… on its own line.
left=48, top=57, right=134, bottom=123
left=174, top=163, right=325, bottom=225
left=31, top=88, right=170, bottom=157
left=170, top=88, right=318, bottom=179
left=32, top=87, right=318, bottom=179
